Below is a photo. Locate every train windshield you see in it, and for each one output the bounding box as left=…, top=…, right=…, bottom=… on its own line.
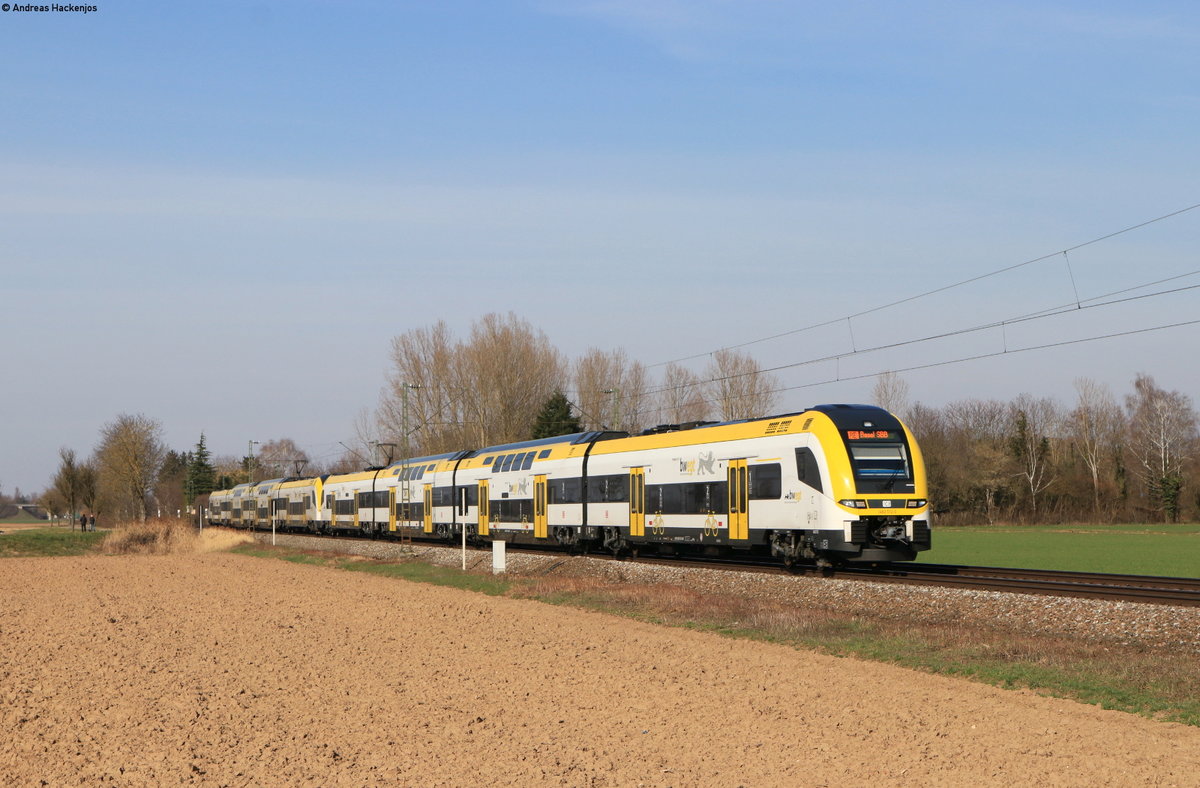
left=848, top=442, right=911, bottom=488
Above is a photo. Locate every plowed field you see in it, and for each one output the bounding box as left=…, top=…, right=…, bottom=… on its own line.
left=2, top=552, right=1198, bottom=786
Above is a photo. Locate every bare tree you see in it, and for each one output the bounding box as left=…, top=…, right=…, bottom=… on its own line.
left=209, top=456, right=243, bottom=491
left=943, top=398, right=1015, bottom=523
left=256, top=438, right=311, bottom=477
left=871, top=371, right=911, bottom=420
left=51, top=447, right=86, bottom=527
left=326, top=448, right=366, bottom=476
left=457, top=313, right=564, bottom=445
left=705, top=349, right=778, bottom=421
left=1070, top=378, right=1122, bottom=517
left=573, top=348, right=650, bottom=433
left=657, top=363, right=711, bottom=425
left=94, top=413, right=167, bottom=522
left=378, top=314, right=564, bottom=452
left=78, top=462, right=97, bottom=515
left=1008, top=394, right=1061, bottom=518
left=1125, top=373, right=1197, bottom=522
left=379, top=321, right=463, bottom=455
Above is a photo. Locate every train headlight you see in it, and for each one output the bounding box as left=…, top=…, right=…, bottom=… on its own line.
left=838, top=499, right=868, bottom=509
left=906, top=499, right=927, bottom=508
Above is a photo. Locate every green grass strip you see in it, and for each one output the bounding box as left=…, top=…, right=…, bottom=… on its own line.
left=0, top=528, right=105, bottom=557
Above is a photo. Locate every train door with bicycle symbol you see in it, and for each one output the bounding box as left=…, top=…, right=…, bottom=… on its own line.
left=534, top=475, right=548, bottom=539
left=727, top=459, right=749, bottom=541
left=423, top=483, right=433, bottom=533
left=629, top=467, right=645, bottom=537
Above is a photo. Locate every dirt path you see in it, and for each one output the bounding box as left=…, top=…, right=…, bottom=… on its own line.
left=2, top=553, right=1198, bottom=786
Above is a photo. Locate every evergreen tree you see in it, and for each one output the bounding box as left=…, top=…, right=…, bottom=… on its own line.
left=531, top=391, right=582, bottom=439
left=185, top=433, right=217, bottom=504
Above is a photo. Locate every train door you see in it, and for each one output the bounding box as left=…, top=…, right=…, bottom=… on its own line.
left=388, top=487, right=397, bottom=532
left=727, top=459, right=749, bottom=540
left=477, top=479, right=490, bottom=537
left=629, top=467, right=645, bottom=537
left=423, top=484, right=433, bottom=533
left=534, top=475, right=548, bottom=539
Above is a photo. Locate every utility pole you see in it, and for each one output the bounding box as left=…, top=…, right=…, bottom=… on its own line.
left=401, top=383, right=421, bottom=528
left=603, top=388, right=621, bottom=431
left=401, top=382, right=422, bottom=464
left=247, top=440, right=259, bottom=483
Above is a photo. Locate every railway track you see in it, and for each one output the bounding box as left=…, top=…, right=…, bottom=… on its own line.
left=644, top=553, right=1200, bottom=607
left=247, top=530, right=1200, bottom=608
left=842, top=562, right=1200, bottom=607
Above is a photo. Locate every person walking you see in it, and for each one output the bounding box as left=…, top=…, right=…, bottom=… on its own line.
left=78, top=512, right=86, bottom=532
left=88, top=514, right=96, bottom=532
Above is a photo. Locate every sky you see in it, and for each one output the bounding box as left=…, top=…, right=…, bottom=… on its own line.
left=2, top=0, right=1198, bottom=495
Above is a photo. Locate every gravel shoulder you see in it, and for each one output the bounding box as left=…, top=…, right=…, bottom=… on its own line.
left=273, top=533, right=1200, bottom=654
left=2, top=550, right=1199, bottom=786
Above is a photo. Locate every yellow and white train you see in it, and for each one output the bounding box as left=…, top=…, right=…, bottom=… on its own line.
left=208, top=404, right=930, bottom=564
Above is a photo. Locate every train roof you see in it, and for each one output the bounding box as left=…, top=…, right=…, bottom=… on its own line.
left=586, top=405, right=906, bottom=456
left=251, top=478, right=289, bottom=493
left=635, top=405, right=898, bottom=436
left=384, top=449, right=473, bottom=469
left=808, top=404, right=902, bottom=431
left=478, top=431, right=627, bottom=455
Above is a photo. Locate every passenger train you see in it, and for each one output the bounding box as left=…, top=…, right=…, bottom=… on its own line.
left=207, top=404, right=930, bottom=565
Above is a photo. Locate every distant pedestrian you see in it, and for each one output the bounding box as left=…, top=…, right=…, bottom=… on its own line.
left=88, top=515, right=96, bottom=532
left=78, top=513, right=86, bottom=532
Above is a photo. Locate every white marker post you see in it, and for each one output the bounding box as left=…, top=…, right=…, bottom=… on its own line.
left=492, top=539, right=506, bottom=574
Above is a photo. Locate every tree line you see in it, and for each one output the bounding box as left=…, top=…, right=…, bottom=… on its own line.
left=35, top=312, right=1198, bottom=525
left=877, top=372, right=1199, bottom=524
left=369, top=312, right=778, bottom=458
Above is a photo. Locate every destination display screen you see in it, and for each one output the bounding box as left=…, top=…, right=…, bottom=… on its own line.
left=845, top=429, right=892, bottom=440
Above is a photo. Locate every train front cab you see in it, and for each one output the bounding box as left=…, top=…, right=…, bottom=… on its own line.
left=802, top=404, right=930, bottom=564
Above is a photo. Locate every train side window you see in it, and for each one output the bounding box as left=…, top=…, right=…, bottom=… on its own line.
left=606, top=474, right=629, bottom=503
left=649, top=484, right=682, bottom=514
left=795, top=448, right=823, bottom=493
left=749, top=463, right=781, bottom=499
left=521, top=453, right=535, bottom=470
left=646, top=485, right=662, bottom=512
left=548, top=477, right=582, bottom=504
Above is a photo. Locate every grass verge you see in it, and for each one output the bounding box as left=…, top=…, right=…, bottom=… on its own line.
left=923, top=523, right=1200, bottom=577
left=0, top=527, right=105, bottom=557
left=0, top=520, right=254, bottom=557
left=234, top=542, right=1200, bottom=727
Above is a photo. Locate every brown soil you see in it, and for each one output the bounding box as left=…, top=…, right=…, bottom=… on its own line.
left=2, top=553, right=1198, bottom=786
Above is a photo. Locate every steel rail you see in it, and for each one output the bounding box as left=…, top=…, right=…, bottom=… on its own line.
left=245, top=529, right=1200, bottom=607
